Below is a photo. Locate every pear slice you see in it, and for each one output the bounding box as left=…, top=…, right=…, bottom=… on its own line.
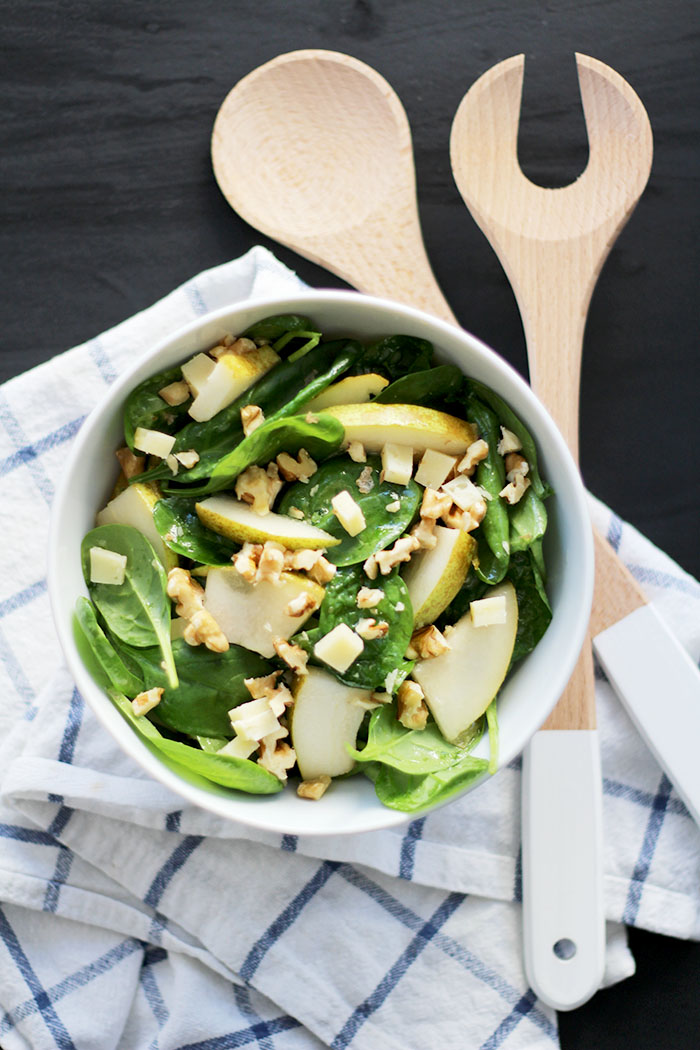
left=203, top=566, right=324, bottom=657
left=188, top=345, right=280, bottom=422
left=323, top=402, right=478, bottom=457
left=412, top=580, right=518, bottom=743
left=96, top=481, right=177, bottom=569
left=305, top=373, right=389, bottom=412
left=196, top=497, right=339, bottom=549
left=289, top=667, right=373, bottom=779
left=402, top=525, right=476, bottom=629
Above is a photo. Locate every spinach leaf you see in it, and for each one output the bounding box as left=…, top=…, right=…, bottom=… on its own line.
left=352, top=334, right=434, bottom=380
left=362, top=754, right=489, bottom=812
left=374, top=364, right=463, bottom=407
left=278, top=455, right=422, bottom=566
left=466, top=396, right=510, bottom=584
left=123, top=365, right=191, bottom=450
left=196, top=735, right=228, bottom=752
left=316, top=564, right=414, bottom=690
left=109, top=691, right=282, bottom=793
left=112, top=639, right=272, bottom=738
left=468, top=379, right=550, bottom=498
left=509, top=486, right=548, bottom=553
left=485, top=698, right=499, bottom=775
left=140, top=339, right=362, bottom=484
left=242, top=314, right=313, bottom=344
left=348, top=703, right=483, bottom=774
left=81, top=524, right=177, bottom=688
left=153, top=496, right=237, bottom=565
left=178, top=412, right=344, bottom=498
left=507, top=550, right=552, bottom=666
left=74, top=597, right=144, bottom=696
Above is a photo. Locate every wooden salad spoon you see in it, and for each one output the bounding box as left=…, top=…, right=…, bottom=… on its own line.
left=451, top=53, right=653, bottom=1009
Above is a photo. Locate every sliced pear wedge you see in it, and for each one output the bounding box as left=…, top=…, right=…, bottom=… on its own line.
left=289, top=667, right=373, bottom=779
left=402, top=525, right=476, bottom=629
left=323, top=402, right=478, bottom=457
left=96, top=481, right=177, bottom=569
left=203, top=566, right=324, bottom=657
left=305, top=372, right=389, bottom=412
left=188, top=345, right=280, bottom=422
left=196, top=496, right=339, bottom=549
left=412, top=580, right=518, bottom=743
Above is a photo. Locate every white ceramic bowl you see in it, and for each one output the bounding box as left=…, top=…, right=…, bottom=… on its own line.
left=49, top=290, right=593, bottom=836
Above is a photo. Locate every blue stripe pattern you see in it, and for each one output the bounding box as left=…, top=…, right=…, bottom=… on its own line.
left=398, top=817, right=426, bottom=879
left=623, top=773, right=674, bottom=925
left=0, top=579, right=48, bottom=620
left=479, top=989, right=539, bottom=1050
left=88, top=337, right=118, bottom=385
left=0, top=392, right=55, bottom=504
left=144, top=836, right=205, bottom=910
left=0, top=416, right=85, bottom=479
left=172, top=1014, right=301, bottom=1050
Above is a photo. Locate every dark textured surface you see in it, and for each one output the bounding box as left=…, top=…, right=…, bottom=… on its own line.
left=2, top=1, right=699, bottom=1045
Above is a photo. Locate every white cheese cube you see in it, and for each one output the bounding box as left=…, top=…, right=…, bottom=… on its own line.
left=133, top=427, right=176, bottom=459
left=381, top=442, right=414, bottom=486
left=441, top=474, right=484, bottom=511
left=181, top=352, right=216, bottom=396
left=89, top=546, right=127, bottom=585
left=331, top=490, right=366, bottom=536
left=414, top=449, right=457, bottom=490
left=313, top=623, right=364, bottom=673
left=470, top=594, right=507, bottom=628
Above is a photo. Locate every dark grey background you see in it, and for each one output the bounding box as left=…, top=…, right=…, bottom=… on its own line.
left=2, top=1, right=699, bottom=1046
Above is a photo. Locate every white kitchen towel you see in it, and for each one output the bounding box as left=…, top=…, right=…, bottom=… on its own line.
left=1, top=247, right=699, bottom=1050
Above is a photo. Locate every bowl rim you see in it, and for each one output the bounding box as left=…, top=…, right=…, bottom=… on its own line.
left=48, top=288, right=594, bottom=836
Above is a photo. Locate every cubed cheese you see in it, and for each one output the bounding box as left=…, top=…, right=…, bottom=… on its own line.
left=132, top=427, right=176, bottom=460
left=313, top=623, right=364, bottom=673
left=181, top=352, right=216, bottom=396
left=331, top=490, right=366, bottom=536
left=441, top=474, right=485, bottom=511
left=414, top=449, right=457, bottom=490
left=470, top=594, right=507, bottom=628
left=89, top=546, right=127, bottom=585
left=381, top=442, right=414, bottom=486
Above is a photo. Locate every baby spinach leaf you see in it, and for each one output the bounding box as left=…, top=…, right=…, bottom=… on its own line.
left=112, top=639, right=272, bottom=738
left=109, top=691, right=282, bottom=793
left=196, top=735, right=229, bottom=753
left=242, top=314, right=313, bottom=344
left=507, top=550, right=552, bottom=666
left=81, top=524, right=177, bottom=688
left=374, top=364, right=463, bottom=407
left=123, top=365, right=191, bottom=450
left=466, top=396, right=510, bottom=585
left=278, top=455, right=421, bottom=566
left=485, top=698, right=499, bottom=775
left=74, top=597, right=144, bottom=696
left=153, top=496, right=237, bottom=565
left=361, top=753, right=489, bottom=812
left=316, top=565, right=414, bottom=690
left=348, top=703, right=482, bottom=774
left=352, top=334, right=434, bottom=380
left=468, top=379, right=550, bottom=499
left=509, top=487, right=548, bottom=553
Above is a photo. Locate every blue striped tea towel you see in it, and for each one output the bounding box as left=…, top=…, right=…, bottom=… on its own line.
left=1, top=248, right=699, bottom=1050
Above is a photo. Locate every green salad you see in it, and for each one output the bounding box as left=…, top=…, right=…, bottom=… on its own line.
left=76, top=314, right=553, bottom=812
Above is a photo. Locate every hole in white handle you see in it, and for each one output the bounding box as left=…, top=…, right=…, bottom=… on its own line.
left=553, top=938, right=577, bottom=961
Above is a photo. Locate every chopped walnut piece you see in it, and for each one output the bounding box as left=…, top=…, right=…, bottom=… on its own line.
left=305, top=412, right=319, bottom=424
left=408, top=624, right=451, bottom=660
left=297, top=775, right=332, bottom=800
left=232, top=541, right=263, bottom=581
left=397, top=680, right=429, bottom=730
left=420, top=487, right=453, bottom=520
left=166, top=567, right=229, bottom=652
left=347, top=441, right=366, bottom=463
left=357, top=586, right=384, bottom=609
left=258, top=739, right=297, bottom=782
left=411, top=516, right=437, bottom=549
left=282, top=549, right=336, bottom=584
left=356, top=465, right=375, bottom=494
left=284, top=591, right=322, bottom=617
left=499, top=473, right=531, bottom=504
left=131, top=687, right=164, bottom=717
left=115, top=446, right=144, bottom=479
left=256, top=541, right=286, bottom=584
left=385, top=500, right=401, bottom=513
left=158, top=380, right=190, bottom=406
left=235, top=463, right=283, bottom=515
left=307, top=555, right=337, bottom=585
left=174, top=449, right=200, bottom=469
left=497, top=426, right=522, bottom=456
left=373, top=535, right=420, bottom=576
left=504, top=452, right=529, bottom=480
left=288, top=506, right=305, bottom=519
left=276, top=448, right=317, bottom=482
left=355, top=618, right=389, bottom=640
left=211, top=336, right=257, bottom=359
left=273, top=637, right=309, bottom=675
left=457, top=439, right=489, bottom=475
left=244, top=671, right=284, bottom=701
left=241, top=404, right=265, bottom=436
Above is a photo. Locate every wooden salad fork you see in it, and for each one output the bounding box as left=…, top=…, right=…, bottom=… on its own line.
left=450, top=53, right=653, bottom=1009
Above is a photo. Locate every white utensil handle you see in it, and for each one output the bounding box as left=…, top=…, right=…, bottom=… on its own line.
left=522, top=729, right=605, bottom=1011
left=593, top=603, right=700, bottom=827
